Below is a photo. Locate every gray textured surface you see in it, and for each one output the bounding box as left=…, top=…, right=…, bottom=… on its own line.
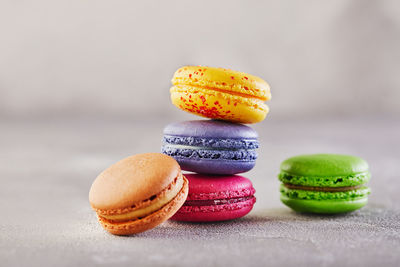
left=1, top=116, right=399, bottom=266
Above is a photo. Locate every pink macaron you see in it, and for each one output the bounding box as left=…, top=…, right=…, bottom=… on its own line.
left=171, top=173, right=256, bottom=222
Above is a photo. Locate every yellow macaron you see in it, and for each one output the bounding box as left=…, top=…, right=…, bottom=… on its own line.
left=170, top=66, right=271, bottom=124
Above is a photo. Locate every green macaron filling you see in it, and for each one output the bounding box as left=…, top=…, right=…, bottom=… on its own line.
left=280, top=184, right=371, bottom=201
left=278, top=171, right=370, bottom=187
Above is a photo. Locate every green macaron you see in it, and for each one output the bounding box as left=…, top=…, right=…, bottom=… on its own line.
left=278, top=154, right=371, bottom=214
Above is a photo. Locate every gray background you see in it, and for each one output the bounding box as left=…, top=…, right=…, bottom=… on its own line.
left=1, top=1, right=400, bottom=267
left=1, top=0, right=399, bottom=119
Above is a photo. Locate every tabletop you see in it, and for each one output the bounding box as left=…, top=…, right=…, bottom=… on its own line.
left=1, top=115, right=399, bottom=267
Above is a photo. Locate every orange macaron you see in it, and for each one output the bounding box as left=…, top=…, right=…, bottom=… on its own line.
left=89, top=153, right=188, bottom=235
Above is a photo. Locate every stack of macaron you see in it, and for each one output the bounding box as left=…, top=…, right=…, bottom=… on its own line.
left=88, top=66, right=271, bottom=235
left=88, top=65, right=372, bottom=236
left=162, top=66, right=271, bottom=222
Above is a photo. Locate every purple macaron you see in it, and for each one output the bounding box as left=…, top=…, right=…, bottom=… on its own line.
left=161, top=120, right=259, bottom=175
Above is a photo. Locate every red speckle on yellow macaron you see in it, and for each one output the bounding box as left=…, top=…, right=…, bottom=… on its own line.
left=170, top=66, right=271, bottom=124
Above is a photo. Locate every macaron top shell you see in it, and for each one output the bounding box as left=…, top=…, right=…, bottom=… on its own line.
left=184, top=173, right=255, bottom=201
left=89, top=153, right=181, bottom=210
left=172, top=66, right=271, bottom=101
left=280, top=154, right=369, bottom=177
left=163, top=120, right=258, bottom=139
left=279, top=154, right=370, bottom=187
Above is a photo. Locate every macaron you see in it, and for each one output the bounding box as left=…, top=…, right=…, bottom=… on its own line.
left=170, top=66, right=271, bottom=124
left=162, top=120, right=259, bottom=175
left=278, top=154, right=371, bottom=214
left=89, top=153, right=188, bottom=235
left=171, top=173, right=256, bottom=222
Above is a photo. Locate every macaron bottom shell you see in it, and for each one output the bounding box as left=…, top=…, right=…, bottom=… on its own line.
left=171, top=196, right=256, bottom=222
left=98, top=177, right=188, bottom=235
left=169, top=157, right=256, bottom=175
left=280, top=195, right=368, bottom=214
left=170, top=85, right=268, bottom=124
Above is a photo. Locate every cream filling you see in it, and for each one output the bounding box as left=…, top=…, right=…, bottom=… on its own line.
left=100, top=175, right=184, bottom=222
left=164, top=144, right=250, bottom=151
left=165, top=144, right=210, bottom=150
